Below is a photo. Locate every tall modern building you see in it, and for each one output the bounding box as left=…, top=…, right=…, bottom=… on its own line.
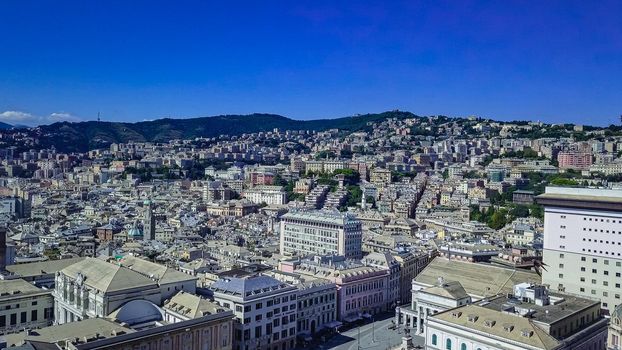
left=537, top=187, right=622, bottom=313
left=279, top=210, right=362, bottom=259
left=143, top=199, right=155, bottom=241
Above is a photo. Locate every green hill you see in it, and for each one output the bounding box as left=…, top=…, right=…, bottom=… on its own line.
left=38, top=111, right=417, bottom=152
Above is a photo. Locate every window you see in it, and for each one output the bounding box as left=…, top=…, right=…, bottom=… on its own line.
left=446, top=339, right=452, bottom=350
left=20, top=312, right=26, bottom=323
left=31, top=310, right=37, bottom=322
left=461, top=344, right=467, bottom=350
left=432, top=334, right=438, bottom=346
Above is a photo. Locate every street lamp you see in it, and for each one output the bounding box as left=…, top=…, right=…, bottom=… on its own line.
left=372, top=315, right=375, bottom=342
left=357, top=325, right=361, bottom=350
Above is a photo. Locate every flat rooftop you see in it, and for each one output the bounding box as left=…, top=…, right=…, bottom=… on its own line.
left=415, top=257, right=541, bottom=298
left=537, top=187, right=622, bottom=211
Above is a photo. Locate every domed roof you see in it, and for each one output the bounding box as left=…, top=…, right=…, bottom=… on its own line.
left=109, top=300, right=163, bottom=326
left=128, top=227, right=142, bottom=238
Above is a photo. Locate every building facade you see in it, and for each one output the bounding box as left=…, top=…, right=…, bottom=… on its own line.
left=210, top=275, right=298, bottom=350
left=280, top=210, right=363, bottom=259
left=0, top=279, right=54, bottom=333
left=537, top=187, right=622, bottom=313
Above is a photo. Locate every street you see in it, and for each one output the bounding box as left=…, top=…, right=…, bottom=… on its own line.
left=298, top=314, right=425, bottom=350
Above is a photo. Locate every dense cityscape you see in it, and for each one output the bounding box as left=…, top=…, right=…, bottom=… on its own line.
left=2, top=1, right=622, bottom=349
left=0, top=114, right=620, bottom=349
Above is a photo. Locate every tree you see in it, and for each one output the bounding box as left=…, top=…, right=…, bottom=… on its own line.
left=488, top=209, right=508, bottom=230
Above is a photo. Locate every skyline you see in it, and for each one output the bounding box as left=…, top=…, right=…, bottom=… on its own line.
left=1, top=1, right=621, bottom=126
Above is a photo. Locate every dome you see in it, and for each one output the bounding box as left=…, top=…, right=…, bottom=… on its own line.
left=128, top=227, right=143, bottom=238
left=109, top=300, right=163, bottom=326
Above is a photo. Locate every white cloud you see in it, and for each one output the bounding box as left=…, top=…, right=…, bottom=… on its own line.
left=0, top=110, right=81, bottom=126
left=48, top=112, right=81, bottom=122
left=0, top=111, right=36, bottom=123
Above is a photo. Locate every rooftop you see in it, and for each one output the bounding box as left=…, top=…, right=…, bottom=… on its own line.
left=281, top=209, right=361, bottom=226
left=163, top=291, right=224, bottom=318
left=211, top=275, right=293, bottom=297
left=415, top=257, right=540, bottom=298
left=6, top=257, right=86, bottom=278
left=5, top=318, right=134, bottom=348
left=0, top=279, right=50, bottom=299
left=61, top=258, right=158, bottom=293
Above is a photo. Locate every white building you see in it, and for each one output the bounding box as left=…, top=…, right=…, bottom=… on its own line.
left=536, top=187, right=622, bottom=313
left=425, top=283, right=608, bottom=350
left=244, top=185, right=287, bottom=205
left=280, top=210, right=363, bottom=259
left=395, top=278, right=471, bottom=335
left=210, top=275, right=298, bottom=350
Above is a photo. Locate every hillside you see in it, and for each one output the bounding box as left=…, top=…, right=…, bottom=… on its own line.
left=0, top=122, right=13, bottom=130
left=37, top=111, right=417, bottom=152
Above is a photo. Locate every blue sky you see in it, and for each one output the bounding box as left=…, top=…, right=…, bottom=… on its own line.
left=0, top=0, right=621, bottom=126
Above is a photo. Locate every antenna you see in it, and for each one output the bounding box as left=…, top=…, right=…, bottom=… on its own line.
left=97, top=112, right=101, bottom=122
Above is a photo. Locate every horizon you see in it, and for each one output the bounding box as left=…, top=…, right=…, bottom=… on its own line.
left=1, top=110, right=616, bottom=130
left=1, top=1, right=621, bottom=126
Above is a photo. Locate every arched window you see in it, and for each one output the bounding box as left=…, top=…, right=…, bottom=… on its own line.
left=461, top=344, right=467, bottom=350
left=446, top=339, right=452, bottom=350
left=432, top=334, right=438, bottom=345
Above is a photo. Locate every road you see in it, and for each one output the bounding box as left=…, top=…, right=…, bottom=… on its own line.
left=309, top=316, right=425, bottom=350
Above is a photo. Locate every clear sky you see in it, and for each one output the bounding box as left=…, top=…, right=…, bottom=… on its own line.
left=0, top=0, right=621, bottom=126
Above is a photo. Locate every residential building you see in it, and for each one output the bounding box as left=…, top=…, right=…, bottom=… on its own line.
left=280, top=210, right=362, bottom=259
left=557, top=151, right=593, bottom=170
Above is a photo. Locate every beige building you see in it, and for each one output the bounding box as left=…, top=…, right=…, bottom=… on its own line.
left=0, top=278, right=54, bottom=333
left=370, top=168, right=392, bottom=187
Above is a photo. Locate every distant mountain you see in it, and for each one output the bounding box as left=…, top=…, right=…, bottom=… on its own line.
left=0, top=121, right=13, bottom=129
left=37, top=111, right=417, bottom=152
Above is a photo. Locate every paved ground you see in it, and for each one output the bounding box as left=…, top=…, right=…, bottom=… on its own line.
left=297, top=314, right=425, bottom=350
